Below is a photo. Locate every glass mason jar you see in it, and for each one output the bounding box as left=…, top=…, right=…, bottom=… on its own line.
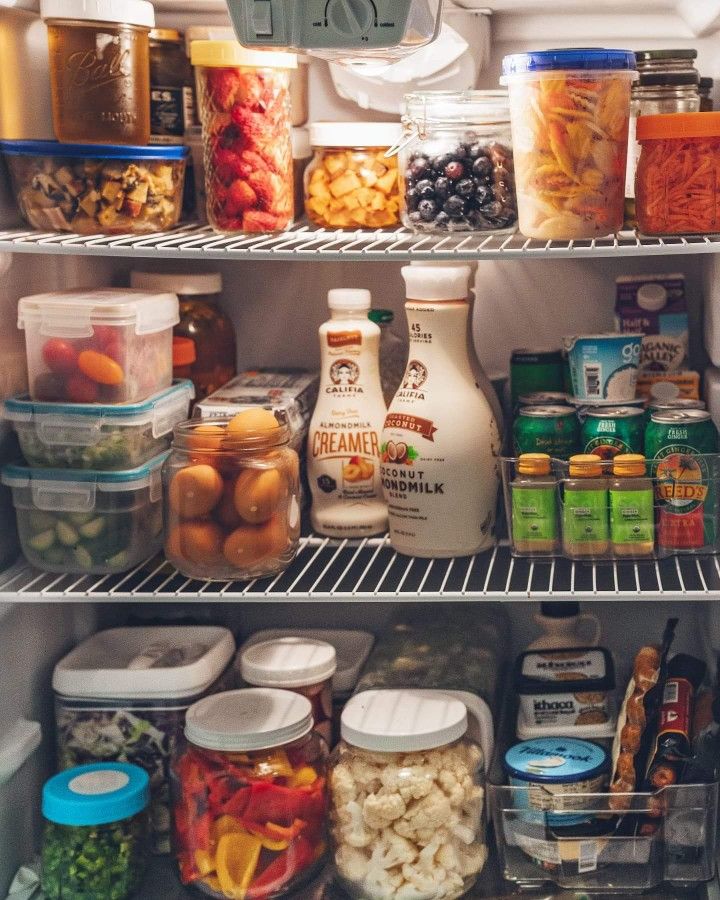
left=190, top=40, right=296, bottom=233
left=164, top=413, right=300, bottom=581
left=399, top=91, right=517, bottom=234
left=330, top=689, right=487, bottom=900
left=173, top=688, right=329, bottom=899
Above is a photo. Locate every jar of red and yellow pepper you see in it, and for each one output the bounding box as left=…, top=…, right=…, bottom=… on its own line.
left=173, top=688, right=328, bottom=899
left=635, top=111, right=720, bottom=235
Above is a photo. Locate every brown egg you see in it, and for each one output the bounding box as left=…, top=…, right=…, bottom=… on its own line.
left=169, top=464, right=223, bottom=518
left=223, top=515, right=289, bottom=569
left=166, top=520, right=225, bottom=565
left=216, top=480, right=243, bottom=529
left=227, top=407, right=279, bottom=436
left=234, top=467, right=286, bottom=524
left=186, top=423, right=226, bottom=451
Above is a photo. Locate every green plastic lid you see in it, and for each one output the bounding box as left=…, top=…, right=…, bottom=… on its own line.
left=368, top=309, right=394, bottom=325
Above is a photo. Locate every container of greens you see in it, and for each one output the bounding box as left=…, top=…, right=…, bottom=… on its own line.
left=41, top=761, right=150, bottom=900
left=53, top=626, right=236, bottom=854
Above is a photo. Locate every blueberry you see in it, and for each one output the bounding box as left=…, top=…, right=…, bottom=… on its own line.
left=474, top=184, right=491, bottom=205
left=445, top=160, right=465, bottom=181
left=472, top=156, right=493, bottom=179
left=433, top=211, right=451, bottom=229
left=444, top=195, right=467, bottom=218
left=415, top=179, right=436, bottom=199
left=405, top=188, right=420, bottom=211
left=456, top=178, right=475, bottom=198
left=467, top=208, right=491, bottom=228
left=433, top=152, right=455, bottom=173
left=431, top=176, right=450, bottom=200
left=418, top=199, right=438, bottom=221
left=467, top=142, right=485, bottom=160
left=408, top=211, right=423, bottom=225
left=482, top=200, right=504, bottom=219
left=409, top=157, right=431, bottom=179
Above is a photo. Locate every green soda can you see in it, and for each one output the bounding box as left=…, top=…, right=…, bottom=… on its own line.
left=581, top=406, right=645, bottom=460
left=645, top=409, right=718, bottom=550
left=518, top=391, right=570, bottom=407
left=510, top=349, right=564, bottom=407
left=513, top=406, right=580, bottom=460
left=646, top=397, right=705, bottom=424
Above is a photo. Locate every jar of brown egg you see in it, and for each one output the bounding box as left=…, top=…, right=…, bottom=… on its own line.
left=164, top=411, right=300, bottom=580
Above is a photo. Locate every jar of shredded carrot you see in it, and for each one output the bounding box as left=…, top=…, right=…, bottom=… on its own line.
left=636, top=111, right=720, bottom=234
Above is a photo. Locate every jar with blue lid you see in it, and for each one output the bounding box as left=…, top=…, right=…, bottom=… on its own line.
left=41, top=762, right=150, bottom=900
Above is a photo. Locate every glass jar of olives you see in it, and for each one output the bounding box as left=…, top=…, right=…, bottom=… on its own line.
left=399, top=91, right=517, bottom=234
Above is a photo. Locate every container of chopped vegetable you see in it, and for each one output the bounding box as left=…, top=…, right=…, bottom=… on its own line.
left=53, top=626, right=236, bottom=855
left=2, top=452, right=167, bottom=575
left=41, top=761, right=150, bottom=900
left=0, top=140, right=187, bottom=234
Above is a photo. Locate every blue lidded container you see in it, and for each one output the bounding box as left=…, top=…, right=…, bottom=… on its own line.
left=502, top=48, right=637, bottom=77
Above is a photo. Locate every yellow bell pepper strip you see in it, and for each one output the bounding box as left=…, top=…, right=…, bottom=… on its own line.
left=252, top=749, right=293, bottom=779
left=216, top=832, right=263, bottom=900
left=244, top=818, right=306, bottom=847
left=195, top=849, right=216, bottom=877
left=212, top=815, right=246, bottom=843
left=288, top=765, right=317, bottom=788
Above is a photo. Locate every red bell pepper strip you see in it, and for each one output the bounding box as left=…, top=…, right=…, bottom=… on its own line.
left=243, top=818, right=306, bottom=842
left=218, top=785, right=252, bottom=818
left=243, top=781, right=317, bottom=827
left=246, top=835, right=316, bottom=900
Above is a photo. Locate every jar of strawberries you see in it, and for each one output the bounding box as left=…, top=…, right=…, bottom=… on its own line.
left=190, top=40, right=296, bottom=233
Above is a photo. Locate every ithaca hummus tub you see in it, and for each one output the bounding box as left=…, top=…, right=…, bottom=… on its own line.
left=564, top=333, right=643, bottom=404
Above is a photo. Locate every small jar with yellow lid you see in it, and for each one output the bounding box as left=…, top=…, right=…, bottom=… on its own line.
left=562, top=454, right=609, bottom=559
left=510, top=453, right=559, bottom=556
left=609, top=453, right=655, bottom=557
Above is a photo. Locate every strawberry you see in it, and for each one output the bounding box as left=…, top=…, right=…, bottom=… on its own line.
left=212, top=148, right=245, bottom=184
left=242, top=210, right=280, bottom=232
left=235, top=72, right=265, bottom=108
left=240, top=150, right=270, bottom=174
left=230, top=104, right=274, bottom=147
left=207, top=68, right=240, bottom=111
left=225, top=179, right=258, bottom=216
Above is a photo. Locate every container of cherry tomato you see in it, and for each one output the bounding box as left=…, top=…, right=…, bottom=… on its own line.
left=636, top=111, right=720, bottom=235
left=18, top=288, right=179, bottom=405
left=173, top=687, right=328, bottom=899
left=190, top=40, right=296, bottom=233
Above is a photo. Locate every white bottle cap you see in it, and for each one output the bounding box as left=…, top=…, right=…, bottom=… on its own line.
left=241, top=638, right=337, bottom=688
left=402, top=264, right=472, bottom=302
left=328, top=289, right=372, bottom=311
left=636, top=282, right=668, bottom=312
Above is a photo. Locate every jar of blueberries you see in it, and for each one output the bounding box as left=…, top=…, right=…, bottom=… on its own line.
left=399, top=91, right=517, bottom=233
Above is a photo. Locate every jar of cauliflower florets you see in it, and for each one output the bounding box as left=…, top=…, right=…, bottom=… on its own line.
left=329, top=689, right=486, bottom=900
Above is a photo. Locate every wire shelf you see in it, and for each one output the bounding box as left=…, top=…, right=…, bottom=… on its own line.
left=2, top=223, right=720, bottom=261
left=2, top=537, right=720, bottom=601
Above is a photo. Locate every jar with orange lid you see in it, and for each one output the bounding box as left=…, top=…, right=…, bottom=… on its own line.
left=636, top=112, right=720, bottom=234
left=164, top=411, right=300, bottom=581
left=561, top=454, right=609, bottom=559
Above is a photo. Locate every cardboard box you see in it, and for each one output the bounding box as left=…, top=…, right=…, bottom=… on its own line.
left=615, top=273, right=688, bottom=372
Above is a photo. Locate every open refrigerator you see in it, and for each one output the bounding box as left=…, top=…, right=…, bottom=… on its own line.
left=2, top=1, right=720, bottom=898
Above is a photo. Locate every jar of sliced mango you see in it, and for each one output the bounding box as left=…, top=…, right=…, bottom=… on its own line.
left=304, top=123, right=401, bottom=229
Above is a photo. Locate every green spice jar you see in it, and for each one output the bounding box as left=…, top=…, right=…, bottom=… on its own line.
left=42, top=762, right=150, bottom=900
left=511, top=452, right=559, bottom=555
left=609, top=453, right=655, bottom=557
left=562, top=453, right=609, bottom=559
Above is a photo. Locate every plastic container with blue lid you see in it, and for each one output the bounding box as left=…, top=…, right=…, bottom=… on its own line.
left=41, top=762, right=150, bottom=900
left=502, top=49, right=637, bottom=76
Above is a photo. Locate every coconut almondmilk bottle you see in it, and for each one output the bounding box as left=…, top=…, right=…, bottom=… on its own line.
left=381, top=264, right=501, bottom=557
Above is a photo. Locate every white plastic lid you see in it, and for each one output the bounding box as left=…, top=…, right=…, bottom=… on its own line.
left=292, top=127, right=311, bottom=160
left=241, top=638, right=337, bottom=688
left=185, top=688, right=313, bottom=751
left=402, top=264, right=471, bottom=302
left=328, top=288, right=371, bottom=311
left=52, top=627, right=235, bottom=700
left=131, top=271, right=222, bottom=296
left=40, top=0, right=154, bottom=27
left=309, top=122, right=402, bottom=149
left=341, top=689, right=468, bottom=752
left=636, top=281, right=668, bottom=312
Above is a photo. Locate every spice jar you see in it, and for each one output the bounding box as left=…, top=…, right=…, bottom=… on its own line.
left=330, top=689, right=487, bottom=900
left=399, top=91, right=517, bottom=233
left=173, top=688, right=328, bottom=899
left=149, top=28, right=195, bottom=145
left=164, top=411, right=300, bottom=581
left=41, top=762, right=150, bottom=900
left=191, top=40, right=296, bottom=233
left=240, top=637, right=337, bottom=745
left=40, top=0, right=154, bottom=145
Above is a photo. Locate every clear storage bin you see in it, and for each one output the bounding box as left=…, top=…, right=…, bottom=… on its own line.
left=4, top=380, right=193, bottom=470
left=2, top=452, right=167, bottom=574
left=53, top=626, right=236, bottom=855
left=18, top=288, right=179, bottom=405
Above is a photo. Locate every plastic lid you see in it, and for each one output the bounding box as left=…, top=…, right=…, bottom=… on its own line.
left=43, top=762, right=149, bottom=826
left=190, top=40, right=296, bottom=69
left=341, top=689, right=468, bottom=753
left=309, top=122, right=402, bottom=149
left=504, top=738, right=608, bottom=783
left=0, top=139, right=187, bottom=160
left=637, top=111, right=720, bottom=140
left=292, top=127, right=311, bottom=160
left=569, top=453, right=605, bottom=477
left=185, top=688, right=313, bottom=751
left=241, top=638, right=337, bottom=688
left=40, top=0, right=154, bottom=27
left=2, top=451, right=168, bottom=493
left=613, top=453, right=647, bottom=477
left=636, top=281, right=668, bottom=312
left=514, top=647, right=615, bottom=695
left=402, top=264, right=471, bottom=302
left=517, top=453, right=551, bottom=476
left=150, top=28, right=182, bottom=41
left=700, top=77, right=714, bottom=88
left=131, top=271, right=222, bottom=296
left=328, top=289, right=371, bottom=311
left=502, top=49, right=636, bottom=76
left=368, top=309, right=394, bottom=325
left=637, top=71, right=699, bottom=87
left=173, top=337, right=196, bottom=367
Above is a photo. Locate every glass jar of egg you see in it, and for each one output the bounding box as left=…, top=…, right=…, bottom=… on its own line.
left=164, top=410, right=301, bottom=580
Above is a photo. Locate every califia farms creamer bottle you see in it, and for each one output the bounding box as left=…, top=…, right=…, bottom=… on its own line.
left=381, top=264, right=501, bottom=557
left=308, top=289, right=388, bottom=538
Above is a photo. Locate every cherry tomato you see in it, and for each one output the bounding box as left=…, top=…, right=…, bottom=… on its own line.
left=42, top=338, right=78, bottom=375
left=91, top=325, right=116, bottom=345
left=77, top=350, right=124, bottom=386
left=66, top=374, right=99, bottom=403
left=33, top=373, right=65, bottom=401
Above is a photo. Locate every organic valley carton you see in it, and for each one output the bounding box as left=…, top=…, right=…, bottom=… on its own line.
left=615, top=273, right=688, bottom=372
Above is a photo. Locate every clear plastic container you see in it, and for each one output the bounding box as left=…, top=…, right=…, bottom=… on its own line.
left=190, top=40, right=296, bottom=233
left=173, top=688, right=328, bottom=898
left=4, top=380, right=193, bottom=470
left=40, top=0, right=154, bottom=145
left=502, top=49, right=636, bottom=240
left=2, top=452, right=167, bottom=574
left=164, top=413, right=300, bottom=581
left=330, top=689, right=487, bottom=900
left=0, top=140, right=187, bottom=234
left=41, top=762, right=150, bottom=900
left=18, top=288, right=179, bottom=405
left=53, top=626, right=236, bottom=855
left=399, top=91, right=517, bottom=233
left=305, top=122, right=401, bottom=229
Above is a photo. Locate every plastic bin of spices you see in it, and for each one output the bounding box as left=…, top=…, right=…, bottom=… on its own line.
left=501, top=49, right=636, bottom=239
left=636, top=112, right=720, bottom=235
left=172, top=688, right=329, bottom=898
left=41, top=762, right=150, bottom=900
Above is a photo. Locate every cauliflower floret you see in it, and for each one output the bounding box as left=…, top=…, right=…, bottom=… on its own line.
left=331, top=761, right=359, bottom=805
left=336, top=844, right=371, bottom=881
left=381, top=764, right=435, bottom=802
left=436, top=769, right=466, bottom=808
left=363, top=865, right=405, bottom=900
left=349, top=755, right=383, bottom=791
left=401, top=861, right=448, bottom=896
left=338, top=799, right=375, bottom=847
left=457, top=841, right=488, bottom=877
left=369, top=828, right=417, bottom=869
left=393, top=786, right=453, bottom=842
left=363, top=791, right=407, bottom=829
left=436, top=840, right=460, bottom=873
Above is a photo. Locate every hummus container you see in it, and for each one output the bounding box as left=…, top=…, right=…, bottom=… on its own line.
left=564, top=334, right=643, bottom=403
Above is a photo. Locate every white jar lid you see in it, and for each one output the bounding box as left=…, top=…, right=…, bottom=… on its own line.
left=402, top=263, right=472, bottom=302
left=241, top=638, right=337, bottom=688
left=328, top=288, right=371, bottom=311
left=341, top=689, right=468, bottom=752
left=40, top=0, right=155, bottom=28
left=309, top=122, right=402, bottom=149
left=131, top=271, right=222, bottom=296
left=185, top=688, right=313, bottom=752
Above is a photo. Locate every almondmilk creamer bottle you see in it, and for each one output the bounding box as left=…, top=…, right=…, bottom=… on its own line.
left=381, top=264, right=501, bottom=557
left=308, top=289, right=388, bottom=538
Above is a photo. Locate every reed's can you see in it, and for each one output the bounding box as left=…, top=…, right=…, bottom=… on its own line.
left=581, top=406, right=645, bottom=460
left=513, top=406, right=580, bottom=460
